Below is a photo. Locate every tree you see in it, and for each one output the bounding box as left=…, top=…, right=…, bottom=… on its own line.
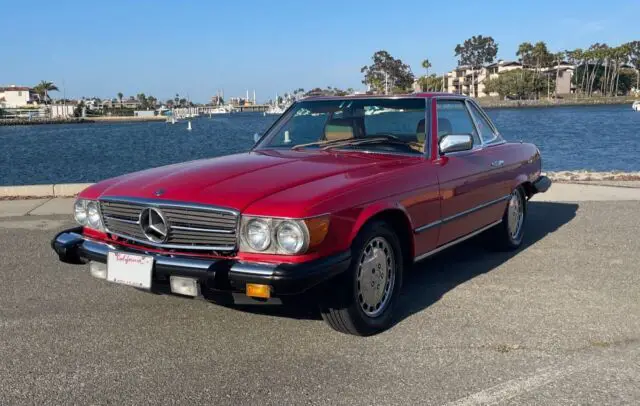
left=516, top=42, right=535, bottom=67
left=117, top=92, right=123, bottom=108
left=137, top=93, right=147, bottom=109
left=417, top=74, right=441, bottom=92
left=421, top=59, right=432, bottom=77
left=529, top=42, right=553, bottom=99
left=165, top=99, right=174, bottom=108
left=628, top=41, right=640, bottom=91
left=454, top=35, right=498, bottom=97
left=33, top=81, right=59, bottom=104
left=146, top=96, right=157, bottom=109
left=553, top=51, right=565, bottom=98
left=360, top=50, right=415, bottom=94
left=484, top=69, right=547, bottom=99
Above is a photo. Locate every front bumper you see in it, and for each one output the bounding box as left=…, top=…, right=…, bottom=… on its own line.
left=51, top=227, right=351, bottom=301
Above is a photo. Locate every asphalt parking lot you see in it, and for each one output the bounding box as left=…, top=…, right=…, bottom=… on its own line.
left=1, top=198, right=639, bottom=405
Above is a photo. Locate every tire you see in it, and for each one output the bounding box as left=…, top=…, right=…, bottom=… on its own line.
left=487, top=186, right=527, bottom=251
left=319, top=220, right=404, bottom=336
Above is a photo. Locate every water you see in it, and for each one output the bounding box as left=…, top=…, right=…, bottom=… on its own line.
left=1, top=105, right=639, bottom=186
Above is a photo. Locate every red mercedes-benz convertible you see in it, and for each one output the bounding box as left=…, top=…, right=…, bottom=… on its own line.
left=52, top=93, right=550, bottom=336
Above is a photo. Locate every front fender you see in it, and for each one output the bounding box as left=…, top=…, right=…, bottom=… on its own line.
left=347, top=201, right=415, bottom=257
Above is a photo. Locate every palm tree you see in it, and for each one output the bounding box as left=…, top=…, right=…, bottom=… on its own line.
left=34, top=81, right=59, bottom=104
left=553, top=51, right=565, bottom=98
left=117, top=92, right=123, bottom=108
left=421, top=59, right=432, bottom=77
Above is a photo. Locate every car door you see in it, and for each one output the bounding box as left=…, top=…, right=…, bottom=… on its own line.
left=434, top=98, right=506, bottom=246
left=465, top=100, right=514, bottom=198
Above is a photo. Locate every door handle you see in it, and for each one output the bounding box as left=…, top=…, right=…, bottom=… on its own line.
left=491, top=160, right=504, bottom=167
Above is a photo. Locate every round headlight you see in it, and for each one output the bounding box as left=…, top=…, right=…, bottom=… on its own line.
left=246, top=219, right=271, bottom=251
left=276, top=221, right=306, bottom=254
left=86, top=201, right=102, bottom=229
left=74, top=199, right=88, bottom=225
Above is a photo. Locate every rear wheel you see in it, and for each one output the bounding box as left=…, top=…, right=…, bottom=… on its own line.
left=320, top=221, right=404, bottom=336
left=487, top=187, right=527, bottom=251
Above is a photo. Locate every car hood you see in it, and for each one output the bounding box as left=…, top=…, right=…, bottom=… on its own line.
left=83, top=149, right=417, bottom=213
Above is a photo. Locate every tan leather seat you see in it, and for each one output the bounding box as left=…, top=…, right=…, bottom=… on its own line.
left=324, top=118, right=356, bottom=141
left=437, top=118, right=452, bottom=141
left=416, top=119, right=426, bottom=143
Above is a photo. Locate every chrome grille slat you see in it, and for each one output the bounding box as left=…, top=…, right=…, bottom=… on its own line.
left=168, top=219, right=236, bottom=229
left=171, top=225, right=233, bottom=234
left=170, top=231, right=237, bottom=240
left=99, top=198, right=238, bottom=251
left=103, top=215, right=139, bottom=225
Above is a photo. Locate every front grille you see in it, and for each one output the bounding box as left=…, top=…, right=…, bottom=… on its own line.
left=99, top=198, right=238, bottom=251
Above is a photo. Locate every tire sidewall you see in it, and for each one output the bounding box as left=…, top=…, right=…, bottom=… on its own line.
left=506, top=187, right=527, bottom=247
left=346, top=221, right=404, bottom=334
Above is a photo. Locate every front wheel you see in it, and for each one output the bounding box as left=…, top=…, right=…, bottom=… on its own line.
left=487, top=187, right=527, bottom=251
left=319, top=221, right=404, bottom=336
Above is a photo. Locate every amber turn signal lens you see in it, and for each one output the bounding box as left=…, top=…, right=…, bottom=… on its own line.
left=246, top=283, right=271, bottom=299
left=304, top=216, right=330, bottom=249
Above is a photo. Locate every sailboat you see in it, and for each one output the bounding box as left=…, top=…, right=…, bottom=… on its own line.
left=264, top=92, right=285, bottom=116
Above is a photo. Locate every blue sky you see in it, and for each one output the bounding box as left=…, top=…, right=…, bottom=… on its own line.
left=2, top=0, right=638, bottom=103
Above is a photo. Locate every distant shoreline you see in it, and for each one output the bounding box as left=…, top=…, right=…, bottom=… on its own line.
left=0, top=115, right=166, bottom=126
left=478, top=96, right=637, bottom=109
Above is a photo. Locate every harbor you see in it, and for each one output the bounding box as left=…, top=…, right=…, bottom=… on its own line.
left=1, top=103, right=639, bottom=187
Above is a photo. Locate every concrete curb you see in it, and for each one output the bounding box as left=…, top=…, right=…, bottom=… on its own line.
left=0, top=183, right=93, bottom=198
left=1, top=178, right=639, bottom=199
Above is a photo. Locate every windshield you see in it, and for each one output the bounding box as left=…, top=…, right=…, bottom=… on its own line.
left=254, top=98, right=427, bottom=154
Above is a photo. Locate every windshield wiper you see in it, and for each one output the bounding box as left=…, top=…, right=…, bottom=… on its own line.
left=321, top=136, right=422, bottom=151
left=291, top=138, right=352, bottom=150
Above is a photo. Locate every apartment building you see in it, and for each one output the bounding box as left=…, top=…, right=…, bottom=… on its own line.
left=437, top=60, right=575, bottom=97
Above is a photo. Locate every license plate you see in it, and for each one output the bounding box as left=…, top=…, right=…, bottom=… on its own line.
left=107, top=251, right=153, bottom=289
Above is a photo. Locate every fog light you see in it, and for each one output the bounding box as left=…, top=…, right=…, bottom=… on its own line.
left=246, top=283, right=271, bottom=299
left=89, top=261, right=107, bottom=279
left=170, top=276, right=199, bottom=297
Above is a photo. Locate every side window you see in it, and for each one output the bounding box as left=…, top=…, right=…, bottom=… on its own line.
left=467, top=102, right=499, bottom=144
left=436, top=100, right=480, bottom=145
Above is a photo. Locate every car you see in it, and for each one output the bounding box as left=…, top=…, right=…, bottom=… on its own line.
left=51, top=93, right=551, bottom=336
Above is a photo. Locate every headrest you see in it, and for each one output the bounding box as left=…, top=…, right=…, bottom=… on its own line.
left=324, top=118, right=355, bottom=141
left=416, top=119, right=426, bottom=143
left=437, top=118, right=452, bottom=139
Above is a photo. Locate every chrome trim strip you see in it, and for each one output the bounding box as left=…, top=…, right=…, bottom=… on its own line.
left=83, top=239, right=112, bottom=257
left=414, top=194, right=510, bottom=233
left=99, top=196, right=240, bottom=216
left=442, top=194, right=510, bottom=224
left=56, top=232, right=219, bottom=269
left=155, top=256, right=214, bottom=270
left=414, top=220, right=502, bottom=262
left=103, top=215, right=139, bottom=225
left=171, top=225, right=235, bottom=234
left=414, top=220, right=442, bottom=234
left=229, top=261, right=277, bottom=277
left=107, top=230, right=236, bottom=251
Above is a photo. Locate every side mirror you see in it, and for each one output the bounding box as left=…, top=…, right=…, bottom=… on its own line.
left=253, top=133, right=261, bottom=143
left=439, top=134, right=473, bottom=154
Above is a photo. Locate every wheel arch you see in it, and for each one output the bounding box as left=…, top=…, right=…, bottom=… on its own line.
left=512, top=173, right=535, bottom=199
left=348, top=204, right=415, bottom=268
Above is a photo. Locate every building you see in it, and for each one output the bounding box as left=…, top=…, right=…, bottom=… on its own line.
left=442, top=61, right=524, bottom=97
left=433, top=60, right=575, bottom=98
left=0, top=85, right=37, bottom=108
left=101, top=97, right=141, bottom=109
